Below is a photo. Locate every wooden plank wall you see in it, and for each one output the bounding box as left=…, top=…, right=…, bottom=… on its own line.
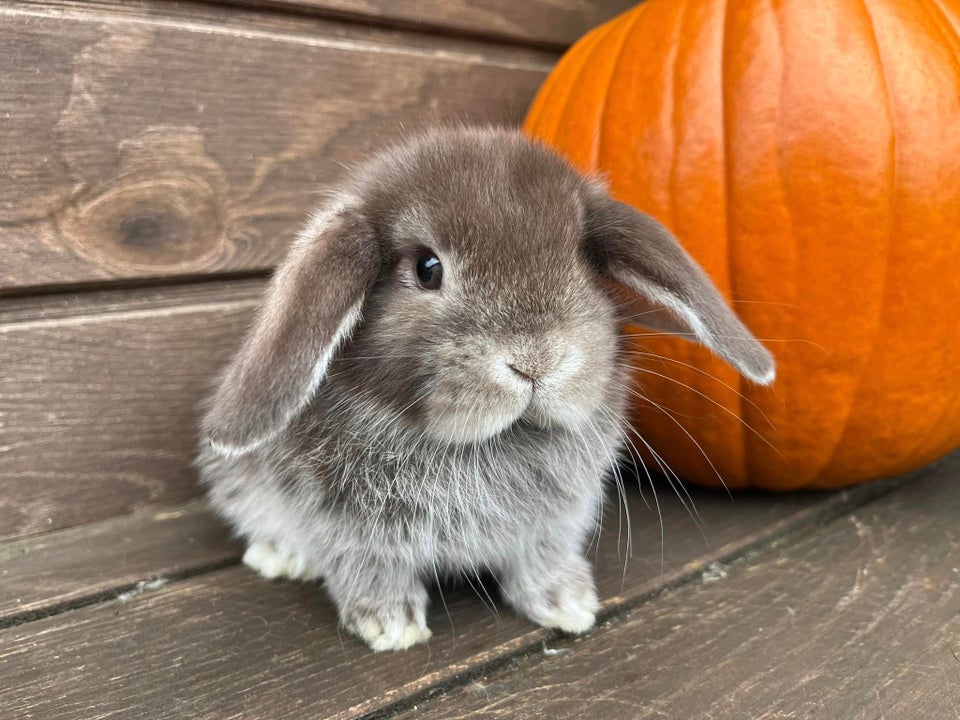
left=0, top=1, right=633, bottom=542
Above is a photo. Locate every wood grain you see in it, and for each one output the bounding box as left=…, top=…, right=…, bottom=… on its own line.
left=0, top=501, right=239, bottom=624
left=8, top=0, right=564, bottom=61
left=0, top=280, right=264, bottom=541
left=0, top=479, right=876, bottom=720
left=402, top=453, right=960, bottom=720
left=224, top=0, right=637, bottom=47
left=0, top=4, right=550, bottom=293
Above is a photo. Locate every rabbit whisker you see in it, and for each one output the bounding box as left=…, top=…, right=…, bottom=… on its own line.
left=619, top=365, right=781, bottom=457
left=617, top=349, right=777, bottom=431
left=612, top=380, right=732, bottom=500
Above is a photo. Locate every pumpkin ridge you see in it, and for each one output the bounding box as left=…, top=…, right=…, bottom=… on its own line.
left=885, top=0, right=960, bottom=469
left=718, top=0, right=749, bottom=484
left=763, top=1, right=799, bottom=485
left=576, top=14, right=622, bottom=169
left=542, top=34, right=594, bottom=150
left=924, top=0, right=960, bottom=55
left=667, top=0, right=691, bottom=233
left=668, top=0, right=747, bottom=487
left=599, top=4, right=647, bottom=191
left=547, top=19, right=610, bottom=168
left=813, top=0, right=899, bottom=483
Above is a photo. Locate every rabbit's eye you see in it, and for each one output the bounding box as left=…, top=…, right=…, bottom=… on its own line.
left=415, top=250, right=443, bottom=290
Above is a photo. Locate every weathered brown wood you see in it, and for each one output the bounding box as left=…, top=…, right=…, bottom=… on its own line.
left=0, top=478, right=879, bottom=720
left=8, top=0, right=564, bottom=61
left=402, top=453, right=960, bottom=720
left=0, top=501, right=239, bottom=624
left=0, top=4, right=551, bottom=293
left=223, top=0, right=636, bottom=47
left=0, top=280, right=264, bottom=541
left=14, top=0, right=635, bottom=49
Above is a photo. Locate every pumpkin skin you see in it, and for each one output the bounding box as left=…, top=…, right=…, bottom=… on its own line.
left=525, top=0, right=960, bottom=490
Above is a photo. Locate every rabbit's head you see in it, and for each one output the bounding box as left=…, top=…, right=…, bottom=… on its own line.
left=202, top=128, right=774, bottom=455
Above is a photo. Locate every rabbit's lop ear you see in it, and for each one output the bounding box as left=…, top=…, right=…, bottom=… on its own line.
left=203, top=205, right=381, bottom=455
left=584, top=193, right=775, bottom=385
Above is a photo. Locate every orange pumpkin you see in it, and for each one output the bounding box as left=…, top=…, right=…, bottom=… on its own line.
left=525, top=0, right=960, bottom=490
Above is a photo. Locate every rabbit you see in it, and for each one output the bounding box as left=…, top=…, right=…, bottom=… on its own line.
left=197, top=126, right=775, bottom=652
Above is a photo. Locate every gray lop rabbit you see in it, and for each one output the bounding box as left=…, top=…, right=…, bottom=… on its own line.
left=197, top=127, right=775, bottom=651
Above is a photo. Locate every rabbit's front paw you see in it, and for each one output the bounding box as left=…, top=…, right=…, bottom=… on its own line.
left=534, top=583, right=600, bottom=634
left=243, top=542, right=320, bottom=581
left=343, top=603, right=432, bottom=652
left=503, top=553, right=600, bottom=635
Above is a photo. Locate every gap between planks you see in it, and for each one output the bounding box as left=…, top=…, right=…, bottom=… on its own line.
left=0, top=500, right=242, bottom=628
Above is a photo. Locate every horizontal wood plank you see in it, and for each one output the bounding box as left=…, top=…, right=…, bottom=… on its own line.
left=0, top=477, right=884, bottom=719
left=8, top=0, right=563, bottom=60
left=0, top=280, right=264, bottom=541
left=0, top=4, right=550, bottom=293
left=402, top=453, right=960, bottom=720
left=0, top=501, right=239, bottom=625
left=225, top=0, right=636, bottom=47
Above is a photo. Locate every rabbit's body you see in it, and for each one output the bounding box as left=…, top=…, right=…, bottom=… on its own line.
left=201, top=341, right=628, bottom=650
left=198, top=127, right=774, bottom=651
left=202, top=393, right=622, bottom=573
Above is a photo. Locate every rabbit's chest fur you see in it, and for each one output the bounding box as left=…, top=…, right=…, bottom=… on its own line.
left=202, top=407, right=624, bottom=574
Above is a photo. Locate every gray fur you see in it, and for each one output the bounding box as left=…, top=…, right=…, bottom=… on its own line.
left=197, top=127, right=775, bottom=651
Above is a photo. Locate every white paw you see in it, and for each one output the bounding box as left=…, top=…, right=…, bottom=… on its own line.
left=348, top=614, right=432, bottom=652
left=534, top=586, right=601, bottom=635
left=243, top=542, right=320, bottom=581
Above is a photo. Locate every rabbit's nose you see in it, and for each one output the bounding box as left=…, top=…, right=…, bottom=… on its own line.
left=504, top=343, right=580, bottom=385
left=507, top=362, right=537, bottom=383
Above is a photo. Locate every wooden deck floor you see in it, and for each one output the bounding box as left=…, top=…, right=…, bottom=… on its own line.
left=2, top=453, right=957, bottom=719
